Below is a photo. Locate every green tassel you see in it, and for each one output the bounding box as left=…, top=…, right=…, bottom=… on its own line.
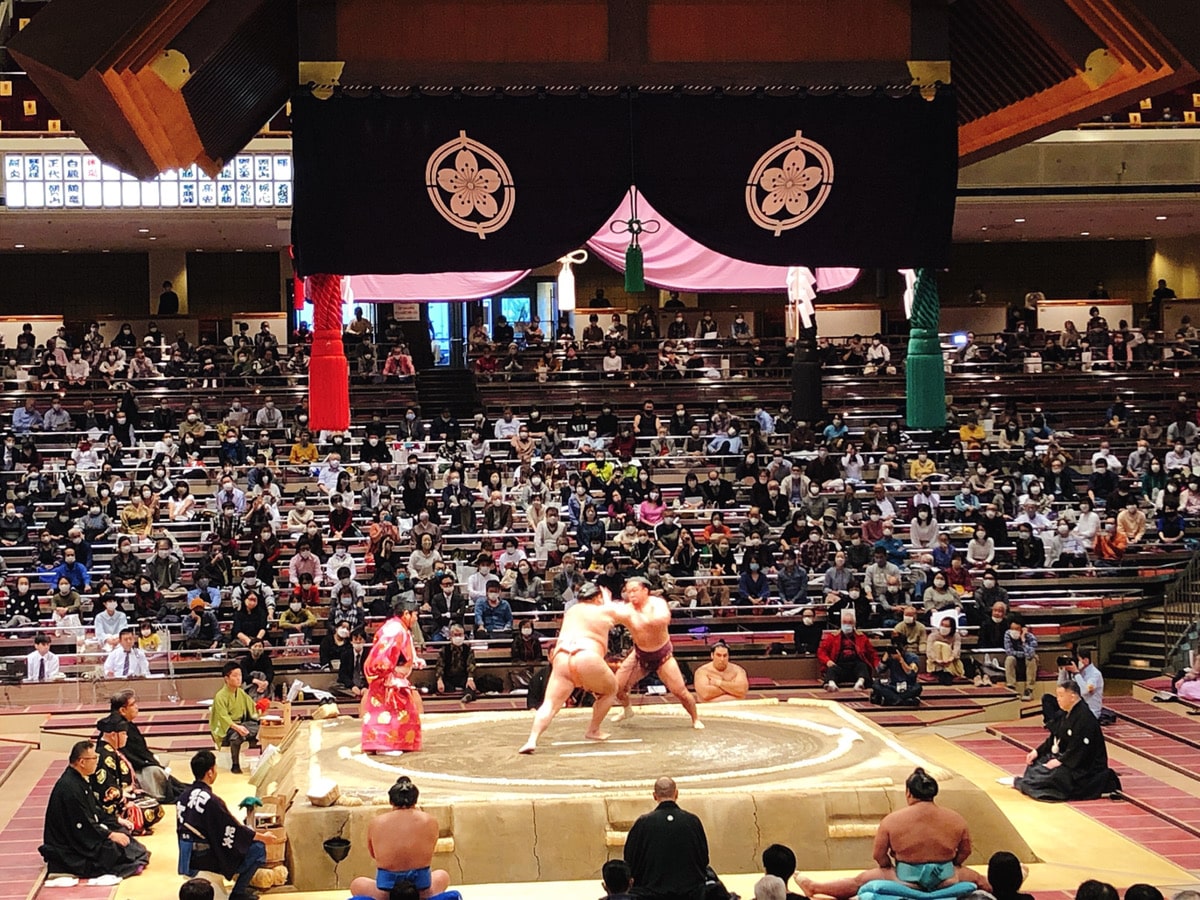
left=624, top=243, right=645, bottom=292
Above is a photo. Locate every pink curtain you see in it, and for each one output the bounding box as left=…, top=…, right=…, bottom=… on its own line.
left=347, top=271, right=530, bottom=302
left=586, top=193, right=859, bottom=294
left=342, top=192, right=859, bottom=301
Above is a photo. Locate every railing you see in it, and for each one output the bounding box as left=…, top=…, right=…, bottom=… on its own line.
left=1164, top=553, right=1200, bottom=673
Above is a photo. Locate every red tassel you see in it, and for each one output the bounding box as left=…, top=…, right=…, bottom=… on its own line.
left=308, top=273, right=350, bottom=432
left=288, top=246, right=305, bottom=311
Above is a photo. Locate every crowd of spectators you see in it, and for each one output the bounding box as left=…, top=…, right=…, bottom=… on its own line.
left=0, top=312, right=1195, bottom=702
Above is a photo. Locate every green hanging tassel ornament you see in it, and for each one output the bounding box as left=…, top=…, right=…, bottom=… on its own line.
left=625, top=242, right=645, bottom=293
left=906, top=267, right=946, bottom=429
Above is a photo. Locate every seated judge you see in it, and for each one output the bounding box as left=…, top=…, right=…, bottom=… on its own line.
left=40, top=740, right=150, bottom=879
left=1014, top=680, right=1121, bottom=802
left=694, top=641, right=749, bottom=702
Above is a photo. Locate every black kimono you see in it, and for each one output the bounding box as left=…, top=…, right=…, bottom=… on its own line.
left=1015, top=699, right=1120, bottom=801
left=40, top=766, right=150, bottom=877
left=177, top=781, right=256, bottom=879
left=91, top=738, right=133, bottom=822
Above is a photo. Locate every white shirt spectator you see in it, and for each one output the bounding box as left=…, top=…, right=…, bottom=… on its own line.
left=467, top=569, right=493, bottom=604
left=1165, top=446, right=1192, bottom=472
left=316, top=459, right=344, bottom=494
left=494, top=414, right=522, bottom=440
left=93, top=608, right=129, bottom=646
left=1073, top=510, right=1101, bottom=549
left=533, top=516, right=568, bottom=561
left=326, top=550, right=358, bottom=584
left=1090, top=448, right=1121, bottom=471
left=866, top=341, right=891, bottom=365
left=25, top=648, right=60, bottom=682
left=1012, top=510, right=1052, bottom=533
left=103, top=644, right=150, bottom=678
left=255, top=404, right=284, bottom=430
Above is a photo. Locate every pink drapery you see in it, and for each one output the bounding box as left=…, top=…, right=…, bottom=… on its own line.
left=342, top=193, right=860, bottom=301
left=586, top=192, right=859, bottom=294
left=349, top=270, right=530, bottom=302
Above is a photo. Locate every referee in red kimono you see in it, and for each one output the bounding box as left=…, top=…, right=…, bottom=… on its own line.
left=361, top=600, right=426, bottom=755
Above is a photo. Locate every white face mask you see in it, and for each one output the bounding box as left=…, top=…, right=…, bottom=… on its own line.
left=337, top=628, right=350, bottom=639
left=290, top=602, right=302, bottom=611
left=939, top=626, right=952, bottom=636
left=451, top=636, right=465, bottom=646
left=903, top=615, right=915, bottom=625
left=801, top=616, right=814, bottom=626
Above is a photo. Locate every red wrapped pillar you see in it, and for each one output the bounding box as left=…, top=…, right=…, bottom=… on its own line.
left=307, top=273, right=350, bottom=431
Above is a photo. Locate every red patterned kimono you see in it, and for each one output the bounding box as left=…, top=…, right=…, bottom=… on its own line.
left=361, top=617, right=422, bottom=752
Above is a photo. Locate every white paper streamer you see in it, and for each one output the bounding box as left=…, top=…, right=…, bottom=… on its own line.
left=786, top=266, right=817, bottom=329
left=900, top=268, right=917, bottom=320
left=556, top=249, right=589, bottom=311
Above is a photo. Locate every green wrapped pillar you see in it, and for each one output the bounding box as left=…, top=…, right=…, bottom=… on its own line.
left=906, top=267, right=945, bottom=429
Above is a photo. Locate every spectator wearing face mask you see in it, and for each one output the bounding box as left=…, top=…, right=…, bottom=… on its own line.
left=435, top=625, right=477, bottom=700
left=736, top=560, right=771, bottom=609
left=93, top=594, right=129, bottom=650
left=475, top=579, right=513, bottom=639
left=182, top=598, right=220, bottom=650
left=320, top=621, right=355, bottom=672
left=1003, top=619, right=1039, bottom=700
left=873, top=525, right=906, bottom=567
left=146, top=539, right=184, bottom=599
left=927, top=618, right=964, bottom=684
left=332, top=580, right=368, bottom=629
left=818, top=610, right=878, bottom=691
left=792, top=608, right=823, bottom=655
left=279, top=583, right=318, bottom=644
left=315, top=452, right=344, bottom=496
left=891, top=606, right=927, bottom=659
left=229, top=567, right=275, bottom=615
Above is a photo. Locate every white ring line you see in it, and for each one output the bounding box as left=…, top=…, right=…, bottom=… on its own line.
left=338, top=711, right=870, bottom=788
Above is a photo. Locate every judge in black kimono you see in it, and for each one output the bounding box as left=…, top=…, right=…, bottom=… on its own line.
left=92, top=715, right=163, bottom=835
left=40, top=740, right=150, bottom=878
left=1014, top=680, right=1121, bottom=802
left=177, top=749, right=266, bottom=900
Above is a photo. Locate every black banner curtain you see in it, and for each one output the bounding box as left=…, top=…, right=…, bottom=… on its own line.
left=291, top=89, right=956, bottom=277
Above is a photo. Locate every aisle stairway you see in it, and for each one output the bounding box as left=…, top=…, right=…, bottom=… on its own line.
left=1108, top=605, right=1169, bottom=680
left=415, top=367, right=480, bottom=419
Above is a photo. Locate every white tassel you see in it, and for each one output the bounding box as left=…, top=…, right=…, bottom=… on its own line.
left=556, top=250, right=589, bottom=311
left=900, top=268, right=917, bottom=319
left=786, top=266, right=817, bottom=329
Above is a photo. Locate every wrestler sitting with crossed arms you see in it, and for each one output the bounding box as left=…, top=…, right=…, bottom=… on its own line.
left=519, top=583, right=621, bottom=754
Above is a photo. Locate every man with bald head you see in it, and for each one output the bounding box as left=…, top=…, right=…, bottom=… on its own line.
left=624, top=776, right=709, bottom=900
